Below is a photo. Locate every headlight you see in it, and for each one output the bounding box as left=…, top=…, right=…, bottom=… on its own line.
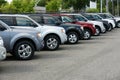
left=37, top=33, right=41, bottom=37
left=81, top=26, right=84, bottom=30
left=93, top=24, right=96, bottom=28
left=0, top=37, right=4, bottom=47
left=61, top=29, right=66, bottom=33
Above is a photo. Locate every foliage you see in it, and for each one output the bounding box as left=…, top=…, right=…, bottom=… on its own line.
left=0, top=0, right=7, bottom=6
left=0, top=0, right=35, bottom=13
left=46, top=0, right=61, bottom=12
left=37, top=0, right=46, bottom=6
left=86, top=8, right=99, bottom=13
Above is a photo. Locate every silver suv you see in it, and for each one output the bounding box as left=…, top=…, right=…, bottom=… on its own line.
left=0, top=36, right=6, bottom=60
left=0, top=14, right=67, bottom=50
left=0, top=20, right=44, bottom=60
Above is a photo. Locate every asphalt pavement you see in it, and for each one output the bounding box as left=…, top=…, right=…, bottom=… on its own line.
left=1, top=28, right=120, bottom=80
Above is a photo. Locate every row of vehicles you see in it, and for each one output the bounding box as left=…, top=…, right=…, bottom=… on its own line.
left=0, top=13, right=120, bottom=60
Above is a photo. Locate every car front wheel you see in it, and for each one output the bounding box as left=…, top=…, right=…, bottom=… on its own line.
left=67, top=32, right=79, bottom=44
left=83, top=29, right=91, bottom=40
left=117, top=21, right=120, bottom=28
left=13, top=41, right=35, bottom=60
left=94, top=27, right=100, bottom=36
left=44, top=35, right=60, bottom=50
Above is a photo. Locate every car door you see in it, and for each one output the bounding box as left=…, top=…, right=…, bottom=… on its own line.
left=13, top=16, right=38, bottom=29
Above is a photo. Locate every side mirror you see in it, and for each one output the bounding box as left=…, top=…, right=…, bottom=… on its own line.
left=29, top=23, right=38, bottom=27
left=0, top=27, right=7, bottom=31
left=55, top=21, right=61, bottom=26
left=72, top=20, right=77, bottom=23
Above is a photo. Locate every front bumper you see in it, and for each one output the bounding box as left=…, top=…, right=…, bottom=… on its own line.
left=0, top=46, right=6, bottom=60
left=60, top=33, right=67, bottom=44
left=78, top=28, right=84, bottom=40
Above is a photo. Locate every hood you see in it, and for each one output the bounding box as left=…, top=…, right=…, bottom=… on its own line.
left=87, top=20, right=103, bottom=25
left=42, top=25, right=64, bottom=30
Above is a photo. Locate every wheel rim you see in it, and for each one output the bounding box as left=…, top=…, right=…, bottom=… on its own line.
left=18, top=44, right=32, bottom=59
left=84, top=31, right=90, bottom=39
left=46, top=38, right=58, bottom=49
left=95, top=28, right=100, bottom=35
left=68, top=34, right=77, bottom=43
left=108, top=25, right=112, bottom=31
left=117, top=22, right=120, bottom=28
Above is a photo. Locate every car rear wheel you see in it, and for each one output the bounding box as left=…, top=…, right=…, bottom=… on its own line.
left=44, top=35, right=60, bottom=50
left=67, top=32, right=79, bottom=44
left=13, top=41, right=35, bottom=60
left=83, top=29, right=91, bottom=40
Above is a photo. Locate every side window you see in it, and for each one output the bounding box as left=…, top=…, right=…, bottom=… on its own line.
left=44, top=16, right=56, bottom=24
left=0, top=16, right=13, bottom=26
left=30, top=16, right=42, bottom=24
left=16, top=17, right=38, bottom=27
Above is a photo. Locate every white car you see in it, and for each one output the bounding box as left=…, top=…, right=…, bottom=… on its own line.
left=0, top=36, right=6, bottom=60
left=96, top=13, right=116, bottom=28
left=0, top=14, right=67, bottom=50
left=100, top=13, right=120, bottom=28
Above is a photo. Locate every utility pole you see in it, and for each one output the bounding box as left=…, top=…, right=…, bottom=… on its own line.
left=117, top=0, right=119, bottom=16
left=111, top=0, right=114, bottom=15
left=100, top=0, right=103, bottom=13
left=106, top=0, right=109, bottom=13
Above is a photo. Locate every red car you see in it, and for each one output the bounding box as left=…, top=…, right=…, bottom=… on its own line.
left=51, top=14, right=96, bottom=40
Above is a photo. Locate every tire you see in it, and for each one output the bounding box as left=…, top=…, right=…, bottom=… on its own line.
left=83, top=29, right=91, bottom=40
left=102, top=26, right=107, bottom=33
left=117, top=21, right=120, bottom=28
left=67, top=32, right=79, bottom=44
left=13, top=41, right=35, bottom=60
left=108, top=24, right=112, bottom=31
left=94, top=27, right=100, bottom=36
left=44, top=35, right=60, bottom=50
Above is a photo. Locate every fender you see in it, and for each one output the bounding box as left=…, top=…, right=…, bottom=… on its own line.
left=10, top=33, right=38, bottom=51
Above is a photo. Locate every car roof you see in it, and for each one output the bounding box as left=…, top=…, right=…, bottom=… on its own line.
left=0, top=14, right=29, bottom=17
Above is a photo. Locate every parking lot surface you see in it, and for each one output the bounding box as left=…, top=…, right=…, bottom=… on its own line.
left=1, top=28, right=120, bottom=80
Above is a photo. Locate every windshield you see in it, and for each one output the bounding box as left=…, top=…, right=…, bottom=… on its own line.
left=92, top=15, right=102, bottom=20
left=61, top=16, right=73, bottom=23
left=98, top=14, right=112, bottom=19
left=74, top=15, right=88, bottom=21
left=83, top=14, right=94, bottom=20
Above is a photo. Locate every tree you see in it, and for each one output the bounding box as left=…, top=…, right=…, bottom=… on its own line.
left=0, top=0, right=35, bottom=13
left=46, top=0, right=61, bottom=12
left=62, top=0, right=96, bottom=11
left=0, top=0, right=7, bottom=6
left=37, top=0, right=46, bottom=6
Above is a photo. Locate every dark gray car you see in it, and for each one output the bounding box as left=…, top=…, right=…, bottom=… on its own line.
left=0, top=20, right=44, bottom=60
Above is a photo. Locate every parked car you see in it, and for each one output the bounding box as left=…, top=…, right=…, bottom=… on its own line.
left=29, top=14, right=84, bottom=43
left=0, top=14, right=67, bottom=50
left=57, top=14, right=97, bottom=39
left=0, top=36, right=6, bottom=60
left=50, top=14, right=96, bottom=39
left=81, top=13, right=112, bottom=31
left=0, top=20, right=44, bottom=60
left=58, top=14, right=105, bottom=36
left=80, top=13, right=107, bottom=34
left=97, top=13, right=116, bottom=28
left=103, top=13, right=120, bottom=28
